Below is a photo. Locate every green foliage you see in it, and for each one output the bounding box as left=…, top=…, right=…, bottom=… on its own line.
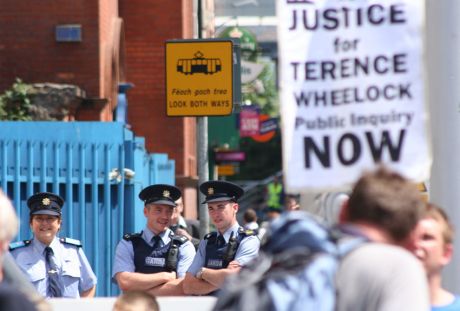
left=243, top=60, right=279, bottom=116
left=0, top=78, right=33, bottom=120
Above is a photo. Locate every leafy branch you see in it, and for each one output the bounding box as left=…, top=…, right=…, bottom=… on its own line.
left=0, top=78, right=33, bottom=120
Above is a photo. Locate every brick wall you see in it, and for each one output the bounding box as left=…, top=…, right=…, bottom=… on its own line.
left=120, top=0, right=196, bottom=177
left=0, top=0, right=199, bottom=216
left=120, top=0, right=198, bottom=216
left=0, top=1, right=100, bottom=98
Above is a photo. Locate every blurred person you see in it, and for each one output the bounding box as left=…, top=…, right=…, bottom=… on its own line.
left=0, top=191, right=19, bottom=282
left=10, top=192, right=97, bottom=298
left=112, top=290, right=159, bottom=311
left=243, top=208, right=259, bottom=232
left=183, top=181, right=260, bottom=296
left=336, top=167, right=430, bottom=311
left=0, top=282, right=38, bottom=311
left=285, top=194, right=300, bottom=212
left=2, top=252, right=51, bottom=311
left=113, top=184, right=195, bottom=296
left=411, top=203, right=460, bottom=310
left=170, top=197, right=200, bottom=249
left=258, top=207, right=282, bottom=240
left=0, top=189, right=44, bottom=311
left=266, top=175, right=283, bottom=210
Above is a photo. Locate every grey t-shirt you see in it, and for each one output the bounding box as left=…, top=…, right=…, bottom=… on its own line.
left=336, top=243, right=430, bottom=311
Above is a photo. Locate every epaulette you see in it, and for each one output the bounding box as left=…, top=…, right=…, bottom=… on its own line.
left=172, top=234, right=189, bottom=245
left=238, top=227, right=256, bottom=237
left=204, top=232, right=218, bottom=240
left=9, top=240, right=32, bottom=251
left=60, top=237, right=82, bottom=247
left=123, top=232, right=142, bottom=241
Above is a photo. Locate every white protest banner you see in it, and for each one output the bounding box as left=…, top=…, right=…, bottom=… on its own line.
left=278, top=0, right=431, bottom=191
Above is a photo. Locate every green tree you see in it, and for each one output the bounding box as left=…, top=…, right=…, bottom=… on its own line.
left=243, top=59, right=279, bottom=117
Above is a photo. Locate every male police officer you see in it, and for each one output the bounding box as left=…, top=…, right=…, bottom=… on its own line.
left=10, top=192, right=97, bottom=298
left=112, top=184, right=195, bottom=296
left=183, top=180, right=260, bottom=295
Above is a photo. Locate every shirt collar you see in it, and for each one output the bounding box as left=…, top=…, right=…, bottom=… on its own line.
left=143, top=227, right=172, bottom=245
left=178, top=216, right=187, bottom=228
left=32, top=236, right=60, bottom=255
left=220, top=222, right=240, bottom=243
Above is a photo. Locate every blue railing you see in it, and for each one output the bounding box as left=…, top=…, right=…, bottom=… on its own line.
left=0, top=121, right=175, bottom=296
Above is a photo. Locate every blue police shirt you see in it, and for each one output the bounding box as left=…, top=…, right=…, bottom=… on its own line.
left=112, top=227, right=195, bottom=280
left=10, top=237, right=97, bottom=298
left=187, top=222, right=260, bottom=276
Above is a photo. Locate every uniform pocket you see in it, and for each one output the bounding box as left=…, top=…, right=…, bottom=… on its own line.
left=61, top=260, right=81, bottom=297
left=62, top=260, right=81, bottom=278
left=20, top=262, right=46, bottom=283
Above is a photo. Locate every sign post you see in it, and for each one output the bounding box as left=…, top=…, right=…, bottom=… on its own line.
left=165, top=39, right=238, bottom=237
left=278, top=0, right=431, bottom=191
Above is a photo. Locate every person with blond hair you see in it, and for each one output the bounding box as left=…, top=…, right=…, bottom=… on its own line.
left=0, top=190, right=43, bottom=311
left=113, top=290, right=159, bottom=311
left=412, top=203, right=460, bottom=310
left=0, top=190, right=19, bottom=280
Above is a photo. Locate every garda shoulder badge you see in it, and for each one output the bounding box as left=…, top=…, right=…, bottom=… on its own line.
left=60, top=237, right=82, bottom=247
left=238, top=227, right=256, bottom=237
left=123, top=232, right=142, bottom=241
left=9, top=240, right=32, bottom=251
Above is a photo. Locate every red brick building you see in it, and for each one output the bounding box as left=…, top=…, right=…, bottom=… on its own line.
left=0, top=0, right=213, bottom=217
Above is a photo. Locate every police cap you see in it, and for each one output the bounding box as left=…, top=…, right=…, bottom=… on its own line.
left=200, top=180, right=244, bottom=204
left=27, top=192, right=64, bottom=216
left=139, top=184, right=181, bottom=207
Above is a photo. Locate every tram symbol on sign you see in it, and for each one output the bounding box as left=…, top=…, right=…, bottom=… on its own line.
left=177, top=51, right=222, bottom=75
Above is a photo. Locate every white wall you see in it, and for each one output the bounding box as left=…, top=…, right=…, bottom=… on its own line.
left=48, top=296, right=217, bottom=311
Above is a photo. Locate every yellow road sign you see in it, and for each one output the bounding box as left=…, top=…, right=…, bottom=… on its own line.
left=417, top=182, right=429, bottom=202
left=217, top=164, right=235, bottom=176
left=165, top=40, right=234, bottom=116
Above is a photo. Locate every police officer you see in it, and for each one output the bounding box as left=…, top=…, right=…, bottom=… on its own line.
left=112, top=184, right=195, bottom=296
left=9, top=192, right=97, bottom=298
left=183, top=180, right=260, bottom=296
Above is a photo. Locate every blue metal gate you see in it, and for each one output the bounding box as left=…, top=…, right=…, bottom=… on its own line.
left=0, top=121, right=175, bottom=296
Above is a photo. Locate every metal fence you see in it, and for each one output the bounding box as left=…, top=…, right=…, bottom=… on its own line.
left=0, top=121, right=175, bottom=296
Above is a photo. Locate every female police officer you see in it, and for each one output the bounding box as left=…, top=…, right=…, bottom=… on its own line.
left=9, top=192, right=97, bottom=298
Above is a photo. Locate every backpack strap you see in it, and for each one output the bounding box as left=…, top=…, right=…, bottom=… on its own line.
left=59, top=237, right=82, bottom=248
left=9, top=239, right=32, bottom=251
left=333, top=226, right=369, bottom=257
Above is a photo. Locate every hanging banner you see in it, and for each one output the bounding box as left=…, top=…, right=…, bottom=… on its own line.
left=240, top=106, right=260, bottom=137
left=278, top=0, right=431, bottom=191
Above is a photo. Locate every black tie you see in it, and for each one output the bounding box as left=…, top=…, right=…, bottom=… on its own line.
left=217, top=235, right=226, bottom=248
left=152, top=235, right=162, bottom=249
left=44, top=246, right=62, bottom=297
